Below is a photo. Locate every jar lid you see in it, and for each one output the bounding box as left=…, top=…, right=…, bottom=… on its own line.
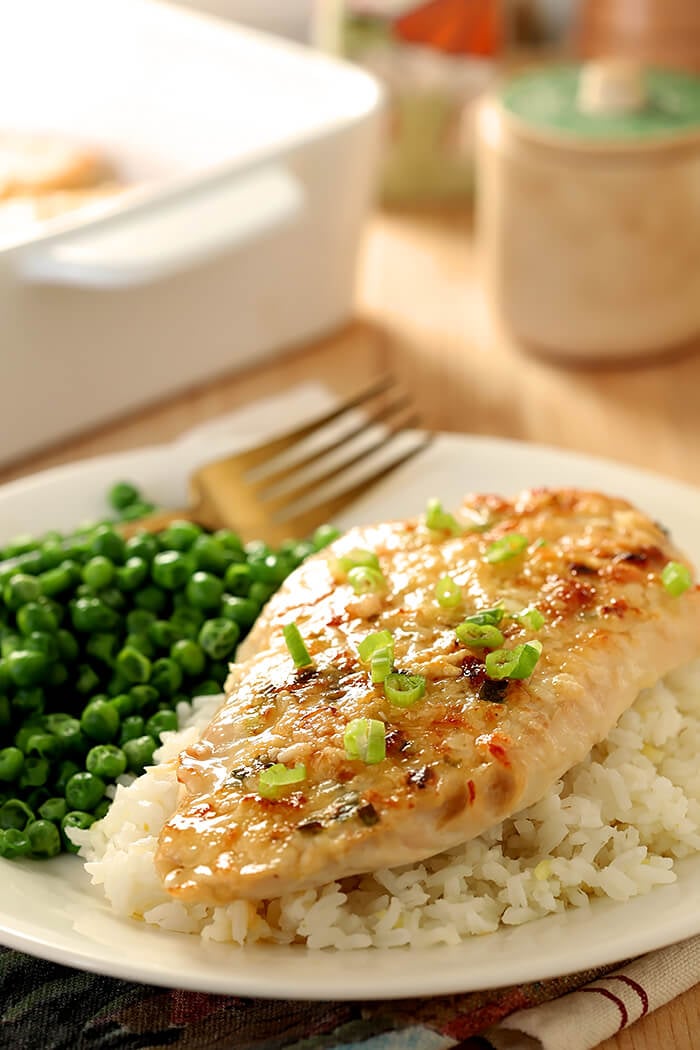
left=501, top=64, right=700, bottom=146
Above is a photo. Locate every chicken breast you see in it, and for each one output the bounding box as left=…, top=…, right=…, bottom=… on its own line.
left=156, top=489, right=700, bottom=904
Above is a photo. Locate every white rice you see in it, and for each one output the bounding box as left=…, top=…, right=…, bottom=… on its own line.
left=73, top=659, right=700, bottom=950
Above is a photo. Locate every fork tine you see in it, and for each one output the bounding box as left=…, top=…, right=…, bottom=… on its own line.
left=262, top=407, right=422, bottom=516
left=278, top=431, right=435, bottom=539
left=225, top=375, right=397, bottom=472
left=253, top=391, right=413, bottom=494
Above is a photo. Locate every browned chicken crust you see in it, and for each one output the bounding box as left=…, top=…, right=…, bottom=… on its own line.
left=156, top=489, right=700, bottom=903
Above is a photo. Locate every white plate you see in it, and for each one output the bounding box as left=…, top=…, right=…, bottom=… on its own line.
left=1, top=432, right=700, bottom=1000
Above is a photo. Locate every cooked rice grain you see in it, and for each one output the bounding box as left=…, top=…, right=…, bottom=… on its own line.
left=73, top=659, right=700, bottom=949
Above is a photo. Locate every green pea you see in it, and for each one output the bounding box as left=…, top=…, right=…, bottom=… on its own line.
left=118, top=501, right=156, bottom=521
left=61, top=810, right=95, bottom=853
left=28, top=819, right=61, bottom=857
left=65, top=771, right=105, bottom=811
left=25, top=631, right=58, bottom=661
left=109, top=693, right=135, bottom=718
left=249, top=581, right=275, bottom=606
left=249, top=554, right=288, bottom=585
left=45, top=715, right=84, bottom=754
left=312, top=523, right=341, bottom=550
left=185, top=571, right=224, bottom=610
left=93, top=798, right=111, bottom=820
left=170, top=639, right=206, bottom=677
left=86, top=744, right=127, bottom=780
left=220, top=595, right=258, bottom=630
left=169, top=607, right=204, bottom=640
left=148, top=619, right=177, bottom=649
left=145, top=710, right=178, bottom=741
left=14, top=717, right=45, bottom=753
left=0, top=798, right=34, bottom=830
left=53, top=760, right=81, bottom=794
left=119, top=715, right=146, bottom=744
left=71, top=596, right=118, bottom=633
left=81, top=698, right=120, bottom=743
left=38, top=542, right=65, bottom=571
left=19, top=756, right=50, bottom=788
left=126, top=609, right=156, bottom=634
left=12, top=687, right=45, bottom=717
left=97, top=587, right=127, bottom=612
left=190, top=535, right=233, bottom=575
left=89, top=525, right=126, bottom=564
left=106, top=671, right=130, bottom=697
left=38, top=562, right=78, bottom=597
left=25, top=733, right=61, bottom=760
left=152, top=550, right=193, bottom=590
left=1, top=632, right=22, bottom=658
left=198, top=618, right=240, bottom=659
left=128, top=684, right=158, bottom=712
left=0, top=828, right=32, bottom=858
left=7, top=648, right=48, bottom=686
left=134, top=586, right=167, bottom=614
left=158, top=520, right=202, bottom=551
left=213, top=528, right=244, bottom=553
left=86, top=632, right=118, bottom=665
left=123, top=735, right=156, bottom=773
left=195, top=679, right=225, bottom=696
left=3, top=573, right=41, bottom=610
left=150, top=657, right=182, bottom=697
left=125, top=532, right=159, bottom=563
left=3, top=534, right=37, bottom=558
left=0, top=747, right=24, bottom=782
left=56, top=628, right=79, bottom=663
left=38, top=797, right=67, bottom=823
left=115, top=556, right=148, bottom=591
left=115, top=646, right=151, bottom=684
left=82, top=556, right=115, bottom=590
left=75, top=664, right=101, bottom=695
left=26, top=787, right=51, bottom=812
left=124, top=632, right=155, bottom=659
left=17, top=602, right=58, bottom=635
left=108, top=481, right=141, bottom=512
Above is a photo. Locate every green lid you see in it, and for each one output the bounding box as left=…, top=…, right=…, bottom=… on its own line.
left=502, top=65, right=700, bottom=144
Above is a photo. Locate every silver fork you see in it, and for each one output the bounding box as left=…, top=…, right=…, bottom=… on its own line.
left=123, top=376, right=433, bottom=545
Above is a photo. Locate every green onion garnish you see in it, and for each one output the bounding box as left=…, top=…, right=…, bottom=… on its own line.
left=384, top=671, right=426, bottom=708
left=661, top=561, right=692, bottom=597
left=282, top=622, right=313, bottom=668
left=344, top=718, right=386, bottom=764
left=485, top=640, right=542, bottom=681
left=425, top=498, right=462, bottom=536
left=456, top=622, right=505, bottom=650
left=358, top=630, right=394, bottom=663
left=435, top=575, right=462, bottom=608
left=370, top=649, right=393, bottom=683
left=513, top=606, right=545, bottom=630
left=463, top=604, right=504, bottom=627
left=485, top=534, right=529, bottom=564
left=258, top=762, right=306, bottom=799
left=348, top=565, right=387, bottom=595
left=332, top=548, right=380, bottom=577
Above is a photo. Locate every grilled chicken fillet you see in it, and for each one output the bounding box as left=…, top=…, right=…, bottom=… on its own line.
left=156, top=489, right=700, bottom=904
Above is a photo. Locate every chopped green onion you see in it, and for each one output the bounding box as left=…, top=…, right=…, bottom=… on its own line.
left=425, top=498, right=462, bottom=536
left=370, top=649, right=393, bottom=683
left=282, top=623, right=313, bottom=668
left=358, top=630, right=394, bottom=663
left=344, top=718, right=386, bottom=764
left=485, top=640, right=542, bottom=681
left=435, top=576, right=461, bottom=608
left=384, top=672, right=426, bottom=708
left=348, top=566, right=387, bottom=595
left=661, top=561, right=692, bottom=597
left=456, top=622, right=505, bottom=650
left=331, top=548, right=380, bottom=579
left=258, top=762, right=307, bottom=799
left=463, top=604, right=504, bottom=627
left=513, top=606, right=545, bottom=630
left=485, top=534, right=529, bottom=564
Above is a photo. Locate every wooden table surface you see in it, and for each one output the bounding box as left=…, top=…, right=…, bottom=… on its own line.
left=2, top=208, right=700, bottom=1049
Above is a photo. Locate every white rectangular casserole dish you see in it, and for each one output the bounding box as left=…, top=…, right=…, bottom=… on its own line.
left=0, top=0, right=383, bottom=465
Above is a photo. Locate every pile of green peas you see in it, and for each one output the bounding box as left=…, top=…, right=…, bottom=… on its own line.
left=0, top=481, right=339, bottom=861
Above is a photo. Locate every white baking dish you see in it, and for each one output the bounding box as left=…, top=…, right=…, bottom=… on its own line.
left=0, top=0, right=383, bottom=464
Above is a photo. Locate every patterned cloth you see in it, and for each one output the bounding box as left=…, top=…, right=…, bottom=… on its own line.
left=0, top=945, right=616, bottom=1050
